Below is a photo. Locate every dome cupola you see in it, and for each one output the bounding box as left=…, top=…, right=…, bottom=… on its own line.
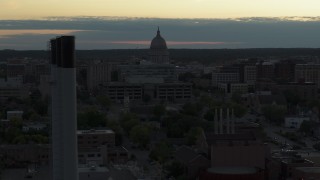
left=150, top=27, right=167, bottom=50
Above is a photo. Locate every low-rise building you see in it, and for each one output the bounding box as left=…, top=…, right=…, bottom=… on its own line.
left=284, top=116, right=310, bottom=129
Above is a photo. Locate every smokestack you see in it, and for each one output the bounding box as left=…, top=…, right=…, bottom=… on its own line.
left=226, top=108, right=230, bottom=134
left=51, top=36, right=78, bottom=180
left=214, top=109, right=218, bottom=134
left=219, top=108, right=223, bottom=134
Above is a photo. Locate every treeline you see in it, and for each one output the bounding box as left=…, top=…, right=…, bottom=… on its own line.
left=1, top=48, right=320, bottom=64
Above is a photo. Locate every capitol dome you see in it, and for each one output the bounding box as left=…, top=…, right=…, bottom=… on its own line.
left=150, top=27, right=167, bottom=50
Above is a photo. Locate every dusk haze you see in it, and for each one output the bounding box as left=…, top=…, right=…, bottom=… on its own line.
left=1, top=1, right=320, bottom=180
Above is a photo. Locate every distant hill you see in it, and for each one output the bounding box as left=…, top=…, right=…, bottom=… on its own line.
left=0, top=48, right=319, bottom=64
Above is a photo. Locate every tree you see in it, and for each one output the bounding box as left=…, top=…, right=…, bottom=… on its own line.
left=142, top=94, right=151, bottom=104
left=165, top=161, right=185, bottom=179
left=149, top=141, right=173, bottom=164
left=261, top=105, right=287, bottom=124
left=130, top=124, right=151, bottom=148
left=78, top=108, right=108, bottom=129
left=120, top=113, right=140, bottom=134
left=96, top=95, right=111, bottom=109
left=231, top=91, right=242, bottom=104
left=231, top=103, right=247, bottom=118
left=186, top=127, right=203, bottom=145
left=181, top=102, right=203, bottom=117
left=204, top=109, right=215, bottom=121
left=299, top=120, right=317, bottom=135
left=153, top=104, right=166, bottom=118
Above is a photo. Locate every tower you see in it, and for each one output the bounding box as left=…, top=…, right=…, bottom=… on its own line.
left=50, top=36, right=78, bottom=180
left=149, top=27, right=170, bottom=64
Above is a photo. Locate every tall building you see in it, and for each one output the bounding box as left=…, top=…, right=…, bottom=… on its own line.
left=295, top=63, right=320, bottom=88
left=149, top=27, right=170, bottom=64
left=50, top=36, right=78, bottom=180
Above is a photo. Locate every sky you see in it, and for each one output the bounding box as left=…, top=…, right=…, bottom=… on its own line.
left=0, top=0, right=320, bottom=49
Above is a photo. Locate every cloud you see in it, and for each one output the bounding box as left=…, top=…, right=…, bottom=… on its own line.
left=0, top=16, right=320, bottom=49
left=0, top=29, right=87, bottom=38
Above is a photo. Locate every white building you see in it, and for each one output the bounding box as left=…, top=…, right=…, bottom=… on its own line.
left=7, top=110, right=23, bottom=120
left=22, top=123, right=47, bottom=132
left=284, top=116, right=310, bottom=129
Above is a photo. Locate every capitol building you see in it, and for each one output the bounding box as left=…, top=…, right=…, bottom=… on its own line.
left=100, top=28, right=193, bottom=102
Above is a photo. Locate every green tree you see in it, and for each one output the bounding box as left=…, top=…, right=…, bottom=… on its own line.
left=120, top=113, right=140, bottom=134
left=186, top=127, right=203, bottom=145
left=96, top=95, right=111, bottom=109
left=261, top=105, right=287, bottom=124
left=130, top=124, right=151, bottom=148
left=153, top=104, right=166, bottom=118
left=231, top=103, right=247, bottom=118
left=78, top=108, right=108, bottom=129
left=231, top=91, right=242, bottom=104
left=149, top=141, right=172, bottom=164
left=204, top=109, right=215, bottom=121
left=299, top=120, right=317, bottom=135
left=165, top=161, right=185, bottom=179
left=181, top=102, right=203, bottom=117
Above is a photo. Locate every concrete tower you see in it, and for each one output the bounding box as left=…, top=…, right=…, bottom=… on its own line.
left=50, top=36, right=78, bottom=180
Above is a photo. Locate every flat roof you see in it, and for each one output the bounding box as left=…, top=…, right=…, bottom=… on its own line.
left=295, top=167, right=320, bottom=173
left=207, top=167, right=258, bottom=175
left=77, top=129, right=114, bottom=135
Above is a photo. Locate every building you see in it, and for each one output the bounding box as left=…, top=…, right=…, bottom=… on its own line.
left=174, top=146, right=210, bottom=180
left=295, top=64, right=320, bottom=88
left=284, top=116, right=310, bottom=129
left=256, top=61, right=275, bottom=80
left=244, top=65, right=257, bottom=84
left=0, top=144, right=50, bottom=168
left=218, top=83, right=249, bottom=95
left=212, top=72, right=240, bottom=87
left=7, top=110, right=23, bottom=120
left=77, top=129, right=115, bottom=148
left=86, top=61, right=118, bottom=90
left=274, top=82, right=317, bottom=101
left=102, top=82, right=192, bottom=102
left=102, top=28, right=192, bottom=103
left=148, top=27, right=170, bottom=64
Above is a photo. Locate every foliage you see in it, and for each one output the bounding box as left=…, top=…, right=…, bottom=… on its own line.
left=165, top=161, right=185, bottom=179
left=284, top=89, right=301, bottom=106
left=142, top=94, right=151, bottom=103
left=120, top=113, right=140, bottom=134
left=231, top=91, right=242, bottom=104
left=186, top=127, right=203, bottom=145
left=149, top=141, right=173, bottom=164
left=78, top=108, right=108, bottom=129
left=130, top=124, right=151, bottom=148
left=178, top=72, right=195, bottom=82
left=153, top=104, right=166, bottom=118
left=96, top=95, right=111, bottom=109
left=299, top=120, right=317, bottom=135
left=261, top=105, right=287, bottom=124
left=163, top=112, right=199, bottom=138
left=204, top=109, right=215, bottom=121
left=181, top=102, right=203, bottom=117
left=231, top=103, right=247, bottom=118
left=314, top=142, right=320, bottom=151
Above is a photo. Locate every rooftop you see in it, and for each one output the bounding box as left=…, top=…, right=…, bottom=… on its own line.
left=77, top=129, right=114, bottom=135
